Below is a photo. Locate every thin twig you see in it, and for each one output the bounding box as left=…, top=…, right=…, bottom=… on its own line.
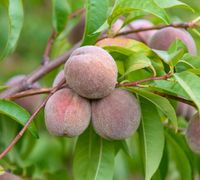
left=68, top=8, right=85, bottom=19
left=118, top=73, right=172, bottom=87
left=1, top=22, right=200, bottom=98
left=0, top=80, right=66, bottom=159
left=42, top=8, right=85, bottom=65
left=0, top=95, right=49, bottom=159
left=98, top=22, right=200, bottom=41
left=118, top=73, right=194, bottom=106
left=0, top=42, right=80, bottom=99
left=116, top=22, right=200, bottom=37
left=8, top=88, right=52, bottom=100
left=7, top=84, right=67, bottom=100
left=42, top=31, right=57, bottom=65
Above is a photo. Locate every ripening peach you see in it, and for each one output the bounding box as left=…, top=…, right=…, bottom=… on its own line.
left=45, top=88, right=91, bottom=137
left=64, top=46, right=118, bottom=99
left=92, top=89, right=141, bottom=140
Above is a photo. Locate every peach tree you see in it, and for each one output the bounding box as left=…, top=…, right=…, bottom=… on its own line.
left=0, top=0, right=200, bottom=179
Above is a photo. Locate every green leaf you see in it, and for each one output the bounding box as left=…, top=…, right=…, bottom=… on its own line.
left=176, top=54, right=200, bottom=72
left=174, top=71, right=200, bottom=112
left=149, top=79, right=190, bottom=99
left=119, top=54, right=152, bottom=80
left=154, top=0, right=193, bottom=11
left=108, top=0, right=169, bottom=25
left=97, top=38, right=165, bottom=75
left=152, top=40, right=187, bottom=65
left=68, top=0, right=85, bottom=11
left=73, top=127, right=115, bottom=180
left=52, top=0, right=70, bottom=33
left=114, top=140, right=131, bottom=157
left=130, top=88, right=177, bottom=128
left=139, top=98, right=165, bottom=180
left=82, top=0, right=109, bottom=45
left=0, top=0, right=24, bottom=60
left=99, top=39, right=151, bottom=56
left=152, top=142, right=169, bottom=180
left=0, top=100, right=38, bottom=138
left=166, top=131, right=192, bottom=180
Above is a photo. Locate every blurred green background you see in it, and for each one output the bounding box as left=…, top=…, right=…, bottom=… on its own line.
left=0, top=0, right=200, bottom=179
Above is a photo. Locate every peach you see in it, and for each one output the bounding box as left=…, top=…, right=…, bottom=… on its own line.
left=44, top=88, right=91, bottom=137
left=176, top=102, right=196, bottom=121
left=186, top=113, right=200, bottom=153
left=92, top=89, right=141, bottom=140
left=148, top=27, right=197, bottom=55
left=64, top=46, right=118, bottom=99
left=53, top=70, right=65, bottom=87
left=111, top=19, right=156, bottom=44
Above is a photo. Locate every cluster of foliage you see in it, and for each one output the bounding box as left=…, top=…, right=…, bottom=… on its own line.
left=1, top=0, right=200, bottom=180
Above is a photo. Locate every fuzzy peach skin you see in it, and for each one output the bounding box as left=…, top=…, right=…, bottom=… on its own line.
left=92, top=89, right=141, bottom=140
left=0, top=172, right=19, bottom=180
left=111, top=19, right=156, bottom=44
left=64, top=46, right=118, bottom=99
left=186, top=113, right=200, bottom=153
left=45, top=88, right=91, bottom=137
left=148, top=27, right=197, bottom=55
left=176, top=102, right=196, bottom=121
left=53, top=70, right=65, bottom=87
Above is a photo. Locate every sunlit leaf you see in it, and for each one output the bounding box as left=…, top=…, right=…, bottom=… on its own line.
left=108, top=0, right=169, bottom=25
left=82, top=0, right=109, bottom=45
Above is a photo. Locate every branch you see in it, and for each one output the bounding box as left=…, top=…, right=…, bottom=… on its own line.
left=118, top=73, right=172, bottom=87
left=0, top=80, right=65, bottom=159
left=118, top=73, right=194, bottom=106
left=99, top=22, right=200, bottom=41
left=0, top=43, right=80, bottom=99
left=7, top=83, right=68, bottom=100
left=0, top=95, right=49, bottom=159
left=7, top=88, right=52, bottom=100
left=42, top=31, right=57, bottom=65
left=42, top=8, right=85, bottom=65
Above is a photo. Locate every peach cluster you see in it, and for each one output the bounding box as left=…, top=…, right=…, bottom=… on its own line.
left=44, top=46, right=141, bottom=140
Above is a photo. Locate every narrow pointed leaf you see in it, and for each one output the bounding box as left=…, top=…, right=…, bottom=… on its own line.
left=130, top=88, right=177, bottom=128
left=174, top=71, right=200, bottom=111
left=0, top=100, right=38, bottom=138
left=0, top=0, right=24, bottom=60
left=139, top=98, right=165, bottom=180
left=73, top=127, right=115, bottom=180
